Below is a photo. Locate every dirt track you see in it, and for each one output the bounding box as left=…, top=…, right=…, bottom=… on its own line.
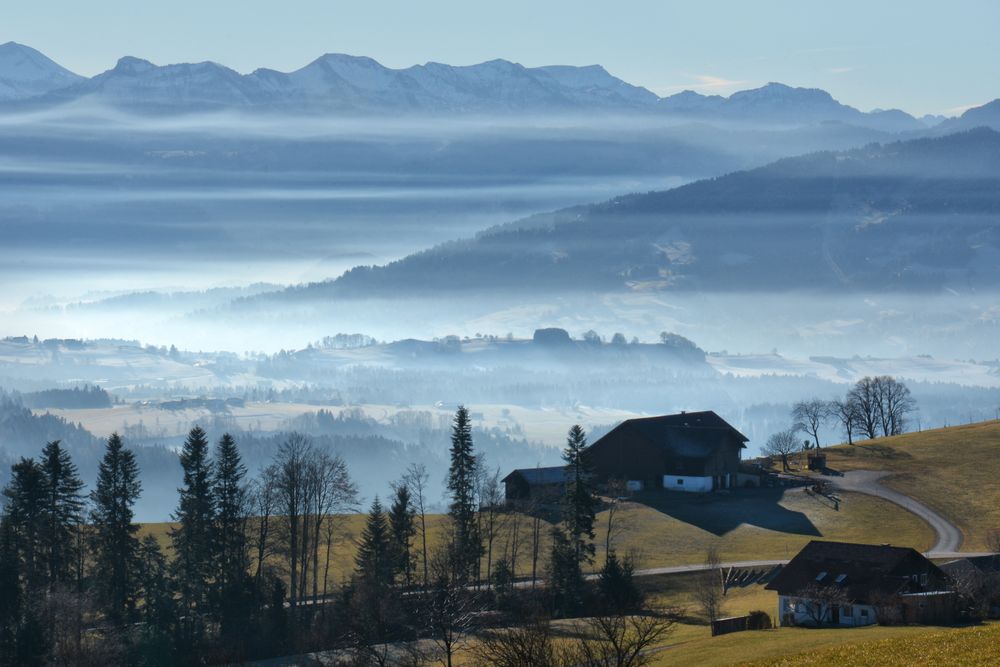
left=829, top=469, right=963, bottom=552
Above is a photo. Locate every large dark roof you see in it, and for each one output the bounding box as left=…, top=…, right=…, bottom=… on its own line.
left=593, top=410, right=747, bottom=460
left=502, top=465, right=569, bottom=485
left=766, top=540, right=942, bottom=602
left=630, top=411, right=747, bottom=439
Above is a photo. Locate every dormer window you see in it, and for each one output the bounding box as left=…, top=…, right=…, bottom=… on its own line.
left=815, top=571, right=828, bottom=582
left=834, top=574, right=848, bottom=584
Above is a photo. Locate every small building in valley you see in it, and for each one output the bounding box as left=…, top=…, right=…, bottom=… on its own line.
left=585, top=410, right=747, bottom=492
left=767, top=541, right=955, bottom=627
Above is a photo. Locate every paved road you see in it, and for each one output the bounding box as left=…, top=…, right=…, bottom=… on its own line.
left=829, top=469, right=963, bottom=553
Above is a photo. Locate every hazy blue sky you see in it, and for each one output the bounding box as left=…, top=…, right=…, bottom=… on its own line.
left=4, top=0, right=997, bottom=116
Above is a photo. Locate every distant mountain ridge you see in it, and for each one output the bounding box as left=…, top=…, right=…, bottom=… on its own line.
left=0, top=42, right=83, bottom=100
left=4, top=41, right=994, bottom=132
left=256, top=128, right=1000, bottom=299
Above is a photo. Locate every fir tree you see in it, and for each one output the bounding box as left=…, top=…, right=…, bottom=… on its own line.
left=40, top=440, right=85, bottom=587
left=170, top=426, right=216, bottom=619
left=446, top=406, right=481, bottom=580
left=562, top=424, right=597, bottom=566
left=89, top=432, right=142, bottom=624
left=387, top=484, right=416, bottom=586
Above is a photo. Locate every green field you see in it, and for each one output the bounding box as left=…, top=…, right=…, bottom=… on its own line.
left=796, top=420, right=1000, bottom=550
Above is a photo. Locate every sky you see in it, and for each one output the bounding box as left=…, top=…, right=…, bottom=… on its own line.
left=3, top=0, right=998, bottom=116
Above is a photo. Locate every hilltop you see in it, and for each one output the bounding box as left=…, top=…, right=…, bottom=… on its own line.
left=254, top=128, right=1000, bottom=300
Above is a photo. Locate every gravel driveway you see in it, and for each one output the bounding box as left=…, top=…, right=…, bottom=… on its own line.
left=829, top=469, right=963, bottom=553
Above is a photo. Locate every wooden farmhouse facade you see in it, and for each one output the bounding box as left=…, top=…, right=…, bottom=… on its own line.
left=584, top=411, right=747, bottom=493
left=767, top=541, right=955, bottom=627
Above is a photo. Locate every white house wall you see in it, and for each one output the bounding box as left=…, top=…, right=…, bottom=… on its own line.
left=662, top=475, right=713, bottom=492
left=777, top=595, right=877, bottom=627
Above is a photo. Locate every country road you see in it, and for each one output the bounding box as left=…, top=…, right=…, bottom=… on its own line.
left=829, top=469, right=964, bottom=553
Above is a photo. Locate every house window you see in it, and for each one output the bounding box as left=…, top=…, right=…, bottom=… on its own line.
left=842, top=605, right=853, bottom=617
left=860, top=609, right=869, bottom=617
left=676, top=478, right=684, bottom=485
left=815, top=571, right=828, bottom=582
left=919, top=573, right=928, bottom=586
left=834, top=574, right=848, bottom=584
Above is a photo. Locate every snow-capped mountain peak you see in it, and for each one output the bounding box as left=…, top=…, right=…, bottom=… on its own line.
left=0, top=41, right=83, bottom=101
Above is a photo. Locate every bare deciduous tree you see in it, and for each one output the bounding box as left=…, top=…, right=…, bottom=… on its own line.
left=795, top=584, right=853, bottom=626
left=249, top=474, right=277, bottom=594
left=569, top=609, right=677, bottom=667
left=878, top=376, right=915, bottom=437
left=479, top=465, right=504, bottom=590
left=472, top=617, right=573, bottom=667
left=848, top=376, right=916, bottom=440
left=763, top=429, right=800, bottom=471
left=603, top=478, right=630, bottom=562
left=792, top=399, right=831, bottom=449
left=830, top=397, right=862, bottom=445
left=693, top=547, right=724, bottom=624
left=402, top=462, right=430, bottom=588
left=425, top=546, right=477, bottom=667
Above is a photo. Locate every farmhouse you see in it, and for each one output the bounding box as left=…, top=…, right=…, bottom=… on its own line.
left=585, top=410, right=747, bottom=492
left=767, top=541, right=955, bottom=627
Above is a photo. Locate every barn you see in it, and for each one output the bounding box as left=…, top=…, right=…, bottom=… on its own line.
left=584, top=411, right=747, bottom=492
left=501, top=466, right=570, bottom=503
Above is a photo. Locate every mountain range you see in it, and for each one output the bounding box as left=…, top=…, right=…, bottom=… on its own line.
left=3, top=41, right=997, bottom=133
left=251, top=128, right=1000, bottom=300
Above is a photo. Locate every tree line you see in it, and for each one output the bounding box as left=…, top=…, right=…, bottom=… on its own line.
left=764, top=375, right=917, bottom=469
left=1, top=406, right=674, bottom=666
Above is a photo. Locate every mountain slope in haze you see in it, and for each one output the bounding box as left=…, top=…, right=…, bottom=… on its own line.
left=0, top=42, right=83, bottom=101
left=940, top=98, right=1000, bottom=132
left=5, top=43, right=930, bottom=131
left=268, top=128, right=1000, bottom=298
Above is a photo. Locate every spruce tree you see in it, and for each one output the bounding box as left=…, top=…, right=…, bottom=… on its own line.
left=547, top=527, right=584, bottom=617
left=446, top=406, right=480, bottom=580
left=213, top=433, right=252, bottom=640
left=40, top=440, right=85, bottom=587
left=3, top=458, right=47, bottom=592
left=0, top=515, right=22, bottom=664
left=213, top=433, right=248, bottom=591
left=89, top=432, right=142, bottom=624
left=170, top=426, right=216, bottom=620
left=387, top=484, right=416, bottom=586
left=354, top=496, right=393, bottom=589
left=136, top=534, right=178, bottom=665
left=562, top=424, right=597, bottom=566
